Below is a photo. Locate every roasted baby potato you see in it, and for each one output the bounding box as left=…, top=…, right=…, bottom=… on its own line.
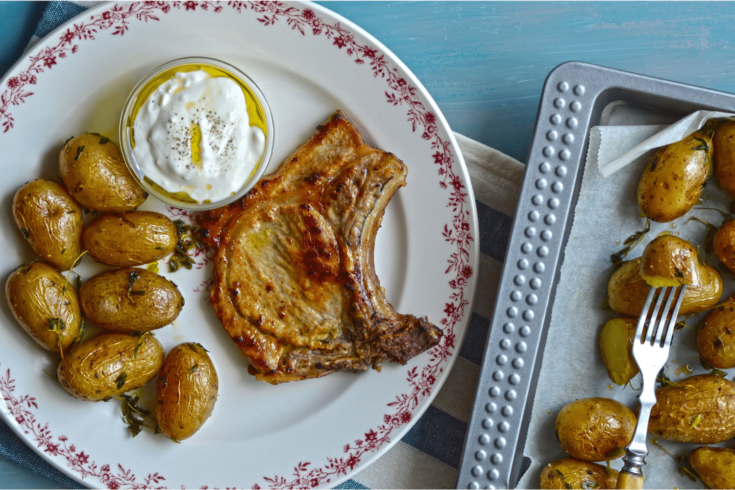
left=538, top=458, right=618, bottom=489
left=697, top=294, right=735, bottom=369
left=12, top=179, right=82, bottom=271
left=690, top=446, right=735, bottom=489
left=59, top=133, right=146, bottom=212
left=82, top=211, right=177, bottom=267
left=555, top=397, right=636, bottom=461
left=607, top=259, right=650, bottom=316
left=599, top=318, right=639, bottom=386
left=156, top=343, right=218, bottom=441
left=637, top=128, right=713, bottom=222
left=714, top=219, right=735, bottom=273
left=649, top=374, right=735, bottom=444
left=607, top=257, right=721, bottom=317
left=640, top=235, right=704, bottom=287
left=80, top=268, right=183, bottom=332
left=714, top=120, right=735, bottom=200
left=57, top=332, right=164, bottom=401
left=5, top=262, right=83, bottom=353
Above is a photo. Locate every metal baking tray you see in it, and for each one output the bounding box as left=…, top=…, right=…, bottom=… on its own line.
left=456, top=61, right=735, bottom=489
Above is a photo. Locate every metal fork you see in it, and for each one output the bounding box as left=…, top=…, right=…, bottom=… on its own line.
left=617, top=284, right=687, bottom=490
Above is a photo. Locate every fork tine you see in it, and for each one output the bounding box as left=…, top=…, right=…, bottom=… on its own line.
left=645, top=287, right=668, bottom=345
left=654, top=286, right=678, bottom=347
left=635, top=287, right=658, bottom=344
left=663, top=285, right=687, bottom=348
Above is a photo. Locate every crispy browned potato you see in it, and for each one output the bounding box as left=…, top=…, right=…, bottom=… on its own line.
left=57, top=332, right=164, bottom=401
left=637, top=128, right=713, bottom=222
left=607, top=257, right=721, bottom=317
left=698, top=294, right=735, bottom=369
left=82, top=211, right=177, bottom=267
left=714, top=120, right=735, bottom=200
left=12, top=179, right=82, bottom=271
left=599, top=318, right=639, bottom=386
left=156, top=343, right=218, bottom=441
left=555, top=397, right=636, bottom=461
left=690, top=446, right=735, bottom=489
left=649, top=375, right=735, bottom=444
left=59, top=133, right=146, bottom=212
left=539, top=458, right=618, bottom=489
left=5, top=262, right=82, bottom=353
left=80, top=268, right=183, bottom=332
left=714, top=219, right=735, bottom=273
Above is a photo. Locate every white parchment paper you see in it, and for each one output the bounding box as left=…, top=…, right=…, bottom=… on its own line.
left=517, top=107, right=735, bottom=489
left=599, top=110, right=735, bottom=177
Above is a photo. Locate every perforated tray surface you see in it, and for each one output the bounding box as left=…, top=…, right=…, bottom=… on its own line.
left=456, top=61, right=735, bottom=489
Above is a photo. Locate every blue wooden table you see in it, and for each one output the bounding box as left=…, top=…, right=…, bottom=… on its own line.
left=4, top=1, right=735, bottom=488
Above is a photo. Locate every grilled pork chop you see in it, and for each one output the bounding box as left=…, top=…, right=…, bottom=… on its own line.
left=198, top=111, right=442, bottom=384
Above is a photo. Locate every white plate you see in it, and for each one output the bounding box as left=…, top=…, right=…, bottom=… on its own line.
left=0, top=2, right=479, bottom=488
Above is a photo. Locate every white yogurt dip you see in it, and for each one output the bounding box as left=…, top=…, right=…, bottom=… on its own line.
left=132, top=70, right=266, bottom=203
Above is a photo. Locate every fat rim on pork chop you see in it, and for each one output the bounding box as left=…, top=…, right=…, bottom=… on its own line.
left=198, top=111, right=442, bottom=384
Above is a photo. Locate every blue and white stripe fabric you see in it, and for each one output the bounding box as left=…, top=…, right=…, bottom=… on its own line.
left=0, top=3, right=526, bottom=488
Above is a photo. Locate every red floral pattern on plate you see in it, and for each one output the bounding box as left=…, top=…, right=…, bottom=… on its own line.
left=0, top=2, right=474, bottom=489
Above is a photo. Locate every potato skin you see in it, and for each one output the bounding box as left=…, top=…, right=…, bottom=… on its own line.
left=57, top=332, right=164, bottom=401
left=637, top=129, right=713, bottom=222
left=156, top=343, right=218, bottom=441
left=690, top=447, right=735, bottom=489
left=599, top=318, right=639, bottom=386
left=539, top=458, right=618, bottom=489
left=649, top=374, right=735, bottom=444
left=640, top=235, right=703, bottom=287
left=5, top=262, right=82, bottom=353
left=12, top=179, right=82, bottom=271
left=80, top=268, right=183, bottom=332
left=714, top=120, right=735, bottom=200
left=555, top=397, right=636, bottom=461
left=697, top=294, right=735, bottom=369
left=714, top=219, right=735, bottom=273
left=83, top=211, right=177, bottom=267
left=608, top=257, right=721, bottom=317
left=59, top=133, right=146, bottom=212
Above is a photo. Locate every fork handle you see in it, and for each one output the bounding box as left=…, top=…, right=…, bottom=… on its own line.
left=617, top=400, right=654, bottom=489
left=616, top=470, right=644, bottom=489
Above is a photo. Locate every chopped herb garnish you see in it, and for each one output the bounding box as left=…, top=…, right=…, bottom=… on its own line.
left=47, top=317, right=66, bottom=331
left=611, top=219, right=650, bottom=268
left=99, top=136, right=109, bottom=145
left=190, top=364, right=199, bottom=374
left=20, top=228, right=30, bottom=239
left=656, top=368, right=694, bottom=390
left=167, top=220, right=209, bottom=273
left=74, top=145, right=85, bottom=161
left=115, top=372, right=127, bottom=390
left=117, top=393, right=156, bottom=437
left=555, top=469, right=572, bottom=489
left=126, top=270, right=141, bottom=303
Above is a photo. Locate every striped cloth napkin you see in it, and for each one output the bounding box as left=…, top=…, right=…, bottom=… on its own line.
left=0, top=2, right=526, bottom=488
